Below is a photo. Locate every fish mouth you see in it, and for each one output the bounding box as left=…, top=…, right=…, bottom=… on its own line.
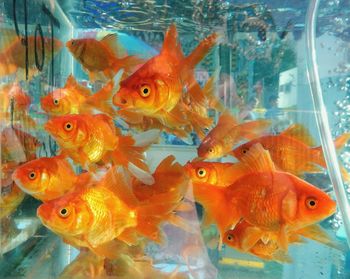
left=112, top=92, right=132, bottom=109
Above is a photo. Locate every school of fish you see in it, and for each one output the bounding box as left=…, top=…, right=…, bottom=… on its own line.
left=0, top=23, right=348, bottom=277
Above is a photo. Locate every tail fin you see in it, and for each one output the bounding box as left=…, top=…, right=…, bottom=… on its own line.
left=112, top=130, right=159, bottom=185
left=113, top=55, right=145, bottom=77
left=187, top=110, right=213, bottom=139
left=311, top=134, right=350, bottom=181
left=203, top=69, right=224, bottom=112
left=112, top=135, right=153, bottom=185
left=193, top=183, right=237, bottom=240
left=85, top=81, right=116, bottom=117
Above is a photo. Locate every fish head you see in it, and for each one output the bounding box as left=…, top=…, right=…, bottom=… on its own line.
left=66, top=39, right=86, bottom=61
left=223, top=229, right=240, bottom=248
left=113, top=75, right=168, bottom=115
left=44, top=115, right=89, bottom=148
left=37, top=192, right=91, bottom=236
left=184, top=161, right=218, bottom=185
left=197, top=139, right=223, bottom=159
left=292, top=177, right=337, bottom=227
left=41, top=89, right=71, bottom=115
left=12, top=158, right=53, bottom=197
left=231, top=141, right=253, bottom=160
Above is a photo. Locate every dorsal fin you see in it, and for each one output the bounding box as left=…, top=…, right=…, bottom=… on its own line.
left=65, top=74, right=91, bottom=97
left=240, top=143, right=276, bottom=172
left=280, top=124, right=315, bottom=146
left=100, top=33, right=127, bottom=58
left=218, top=110, right=239, bottom=127
left=160, top=23, right=183, bottom=59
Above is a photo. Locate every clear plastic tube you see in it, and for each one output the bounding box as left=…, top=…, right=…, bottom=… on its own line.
left=305, top=0, right=350, bottom=246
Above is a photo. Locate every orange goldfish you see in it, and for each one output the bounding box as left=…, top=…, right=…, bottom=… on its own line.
left=12, top=155, right=91, bottom=202
left=0, top=83, right=31, bottom=112
left=0, top=183, right=25, bottom=219
left=66, top=34, right=144, bottom=82
left=232, top=124, right=350, bottom=180
left=37, top=165, right=188, bottom=249
left=41, top=74, right=116, bottom=117
left=192, top=144, right=336, bottom=250
left=1, top=126, right=41, bottom=163
left=113, top=24, right=220, bottom=139
left=224, top=222, right=341, bottom=263
left=44, top=114, right=159, bottom=184
left=197, top=111, right=270, bottom=159
left=0, top=35, right=63, bottom=79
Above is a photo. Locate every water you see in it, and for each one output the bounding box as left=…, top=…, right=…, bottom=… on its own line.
left=1, top=0, right=350, bottom=278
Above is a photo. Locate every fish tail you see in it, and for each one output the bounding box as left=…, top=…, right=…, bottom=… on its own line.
left=187, top=110, right=213, bottom=139
left=113, top=130, right=160, bottom=185
left=112, top=55, right=145, bottom=77
left=311, top=134, right=350, bottom=181
left=203, top=69, right=224, bottom=112
left=85, top=80, right=116, bottom=117
left=193, top=184, right=237, bottom=239
left=184, top=32, right=218, bottom=69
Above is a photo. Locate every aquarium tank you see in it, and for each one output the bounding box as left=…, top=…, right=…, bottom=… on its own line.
left=1, top=0, right=350, bottom=278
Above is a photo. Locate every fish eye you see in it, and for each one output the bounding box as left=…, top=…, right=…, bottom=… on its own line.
left=208, top=148, right=214, bottom=153
left=196, top=168, right=206, bottom=178
left=64, top=122, right=73, bottom=131
left=53, top=99, right=59, bottom=105
left=139, top=85, right=151, bottom=98
left=71, top=40, right=76, bottom=46
left=306, top=197, right=318, bottom=209
left=242, top=148, right=249, bottom=154
left=28, top=171, right=36, bottom=180
left=58, top=208, right=70, bottom=218
left=227, top=233, right=234, bottom=242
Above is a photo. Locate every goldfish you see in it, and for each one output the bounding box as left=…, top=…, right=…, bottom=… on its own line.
left=197, top=111, right=271, bottom=159
left=1, top=126, right=41, bottom=163
left=12, top=155, right=91, bottom=202
left=41, top=74, right=116, bottom=117
left=232, top=124, right=350, bottom=180
left=224, top=222, right=342, bottom=263
left=192, top=143, right=336, bottom=250
left=0, top=35, right=63, bottom=79
left=66, top=34, right=144, bottom=82
left=113, top=24, right=221, bottom=139
left=37, top=164, right=188, bottom=250
left=0, top=83, right=36, bottom=128
left=0, top=182, right=25, bottom=219
left=44, top=113, right=159, bottom=184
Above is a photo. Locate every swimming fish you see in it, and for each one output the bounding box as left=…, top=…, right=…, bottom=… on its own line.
left=66, top=34, right=144, bottom=82
left=44, top=114, right=159, bottom=184
left=193, top=143, right=336, bottom=250
left=0, top=35, right=63, bottom=79
left=12, top=155, right=91, bottom=202
left=197, top=111, right=270, bottom=159
left=113, top=24, right=220, bottom=138
left=1, top=126, right=41, bottom=163
left=37, top=164, right=188, bottom=249
left=232, top=124, right=350, bottom=180
left=0, top=83, right=36, bottom=128
left=0, top=183, right=25, bottom=219
left=224, top=222, right=341, bottom=262
left=41, top=74, right=116, bottom=117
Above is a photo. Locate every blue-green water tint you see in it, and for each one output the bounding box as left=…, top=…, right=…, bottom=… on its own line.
left=1, top=0, right=350, bottom=278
